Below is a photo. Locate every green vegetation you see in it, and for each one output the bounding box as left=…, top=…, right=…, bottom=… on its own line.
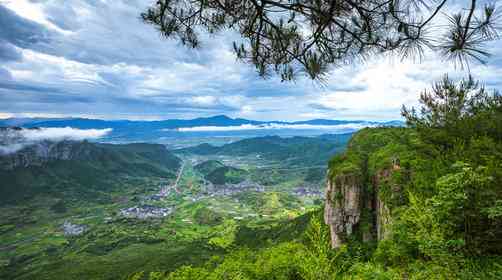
left=179, top=134, right=351, bottom=167
left=142, top=77, right=502, bottom=279
left=8, top=76, right=502, bottom=279
left=0, top=142, right=181, bottom=204
left=1, top=134, right=339, bottom=279
left=205, top=166, right=248, bottom=185
left=194, top=160, right=248, bottom=185
left=193, top=160, right=225, bottom=175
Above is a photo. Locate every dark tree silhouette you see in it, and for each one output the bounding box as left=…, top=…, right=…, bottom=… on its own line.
left=142, top=0, right=500, bottom=81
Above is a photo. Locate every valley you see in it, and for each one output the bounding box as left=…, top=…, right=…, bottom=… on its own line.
left=0, top=133, right=349, bottom=279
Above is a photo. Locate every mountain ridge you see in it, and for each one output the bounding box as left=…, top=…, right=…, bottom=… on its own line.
left=1, top=115, right=403, bottom=130
left=0, top=140, right=181, bottom=204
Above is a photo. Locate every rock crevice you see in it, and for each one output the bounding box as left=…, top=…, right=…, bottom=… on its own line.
left=324, top=160, right=400, bottom=248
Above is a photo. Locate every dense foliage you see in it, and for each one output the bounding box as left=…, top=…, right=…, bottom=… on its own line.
left=0, top=142, right=181, bottom=204
left=400, top=76, right=502, bottom=256
left=147, top=77, right=502, bottom=279
left=194, top=160, right=248, bottom=185
left=179, top=135, right=350, bottom=167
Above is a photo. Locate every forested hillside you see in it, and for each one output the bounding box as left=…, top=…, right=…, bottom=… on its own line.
left=0, top=140, right=181, bottom=204
left=178, top=134, right=353, bottom=167
left=134, top=77, right=502, bottom=279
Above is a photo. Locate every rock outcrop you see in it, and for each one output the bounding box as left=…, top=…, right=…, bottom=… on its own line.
left=324, top=164, right=399, bottom=248
left=0, top=140, right=93, bottom=170
left=0, top=127, right=98, bottom=170
left=324, top=130, right=405, bottom=248
left=324, top=173, right=363, bottom=248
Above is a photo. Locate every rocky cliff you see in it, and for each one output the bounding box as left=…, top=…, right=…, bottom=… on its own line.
left=324, top=173, right=362, bottom=247
left=324, top=127, right=413, bottom=248
left=0, top=140, right=97, bottom=170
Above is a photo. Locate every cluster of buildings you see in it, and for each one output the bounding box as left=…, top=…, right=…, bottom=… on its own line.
left=61, top=221, right=87, bottom=236
left=119, top=205, right=172, bottom=219
left=292, top=186, right=324, bottom=197
left=205, top=180, right=266, bottom=196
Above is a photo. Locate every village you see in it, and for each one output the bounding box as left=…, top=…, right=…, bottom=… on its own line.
left=118, top=159, right=324, bottom=221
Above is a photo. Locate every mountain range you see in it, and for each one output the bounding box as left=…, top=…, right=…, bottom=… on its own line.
left=0, top=115, right=403, bottom=130
left=0, top=115, right=403, bottom=143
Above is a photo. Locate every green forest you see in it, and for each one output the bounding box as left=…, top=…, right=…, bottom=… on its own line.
left=128, top=77, right=502, bottom=279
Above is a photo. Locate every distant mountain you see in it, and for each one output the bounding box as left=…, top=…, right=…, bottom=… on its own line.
left=0, top=139, right=181, bottom=204
left=2, top=115, right=403, bottom=130
left=0, top=117, right=67, bottom=127
left=13, top=115, right=265, bottom=130
left=0, top=115, right=403, bottom=143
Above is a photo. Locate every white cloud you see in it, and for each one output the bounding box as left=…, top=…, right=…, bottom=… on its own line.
left=0, top=143, right=26, bottom=155
left=0, top=127, right=112, bottom=154
left=190, top=96, right=217, bottom=106
left=21, top=127, right=112, bottom=141
left=2, top=0, right=72, bottom=34
left=172, top=123, right=377, bottom=132
left=0, top=112, right=13, bottom=119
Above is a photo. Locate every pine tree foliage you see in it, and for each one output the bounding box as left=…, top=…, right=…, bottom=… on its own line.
left=143, top=0, right=501, bottom=80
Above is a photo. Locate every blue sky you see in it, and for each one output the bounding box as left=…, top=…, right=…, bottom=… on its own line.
left=0, top=0, right=501, bottom=121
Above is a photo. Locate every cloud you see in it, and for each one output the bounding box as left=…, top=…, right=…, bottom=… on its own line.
left=0, top=1, right=501, bottom=121
left=0, top=41, right=22, bottom=62
left=0, top=143, right=27, bottom=155
left=43, top=2, right=82, bottom=31
left=171, top=123, right=377, bottom=132
left=0, top=127, right=112, bottom=154
left=0, top=67, right=12, bottom=80
left=21, top=127, right=112, bottom=141
left=0, top=5, right=52, bottom=49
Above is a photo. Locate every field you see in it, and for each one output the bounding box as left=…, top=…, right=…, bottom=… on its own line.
left=0, top=135, right=348, bottom=279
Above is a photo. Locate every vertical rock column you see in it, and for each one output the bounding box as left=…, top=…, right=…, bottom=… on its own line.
left=324, top=174, right=362, bottom=248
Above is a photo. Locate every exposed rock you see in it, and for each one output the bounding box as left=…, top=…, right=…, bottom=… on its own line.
left=324, top=173, right=362, bottom=248
left=376, top=195, right=391, bottom=241
left=0, top=139, right=92, bottom=170
left=325, top=158, right=401, bottom=248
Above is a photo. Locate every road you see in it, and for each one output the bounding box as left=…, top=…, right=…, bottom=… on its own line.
left=173, top=162, right=185, bottom=193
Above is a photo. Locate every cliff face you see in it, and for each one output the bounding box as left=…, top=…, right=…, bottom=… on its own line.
left=324, top=128, right=412, bottom=248
left=324, top=162, right=399, bottom=248
left=374, top=168, right=395, bottom=241
left=0, top=127, right=99, bottom=170
left=324, top=173, right=362, bottom=247
left=0, top=140, right=94, bottom=170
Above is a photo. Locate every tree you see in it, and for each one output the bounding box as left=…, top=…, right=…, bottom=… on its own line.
left=401, top=77, right=502, bottom=256
left=142, top=0, right=501, bottom=80
left=401, top=75, right=502, bottom=151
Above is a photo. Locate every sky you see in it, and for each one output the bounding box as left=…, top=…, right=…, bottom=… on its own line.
left=0, top=0, right=501, bottom=121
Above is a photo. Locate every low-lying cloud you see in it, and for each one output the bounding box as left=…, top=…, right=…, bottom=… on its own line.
left=172, top=123, right=376, bottom=132
left=20, top=127, right=112, bottom=141
left=0, top=127, right=112, bottom=154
